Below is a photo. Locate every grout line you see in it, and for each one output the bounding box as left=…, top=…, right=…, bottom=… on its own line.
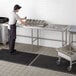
left=28, top=54, right=40, bottom=66
left=28, top=45, right=44, bottom=66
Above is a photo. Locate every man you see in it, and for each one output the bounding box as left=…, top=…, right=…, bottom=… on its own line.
left=8, top=4, right=26, bottom=54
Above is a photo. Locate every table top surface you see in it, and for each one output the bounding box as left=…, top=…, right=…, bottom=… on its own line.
left=17, top=23, right=68, bottom=32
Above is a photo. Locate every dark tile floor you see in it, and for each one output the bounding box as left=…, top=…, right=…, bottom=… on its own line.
left=0, top=43, right=75, bottom=76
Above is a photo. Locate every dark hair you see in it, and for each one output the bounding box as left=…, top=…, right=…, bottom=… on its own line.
left=14, top=4, right=21, bottom=10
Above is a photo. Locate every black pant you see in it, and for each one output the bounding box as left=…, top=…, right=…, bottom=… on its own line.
left=8, top=24, right=16, bottom=52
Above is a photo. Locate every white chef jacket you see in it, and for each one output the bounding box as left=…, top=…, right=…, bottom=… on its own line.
left=8, top=11, right=20, bottom=29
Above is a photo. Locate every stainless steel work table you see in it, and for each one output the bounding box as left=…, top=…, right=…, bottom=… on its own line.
left=17, top=23, right=68, bottom=48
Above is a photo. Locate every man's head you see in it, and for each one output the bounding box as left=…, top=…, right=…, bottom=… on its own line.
left=14, top=4, right=21, bottom=12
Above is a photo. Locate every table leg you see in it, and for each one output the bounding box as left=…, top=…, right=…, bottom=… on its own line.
left=62, top=31, right=64, bottom=46
left=69, top=32, right=73, bottom=44
left=31, top=29, right=34, bottom=51
left=69, top=32, right=72, bottom=50
left=37, top=29, right=39, bottom=46
left=65, top=29, right=67, bottom=45
left=71, top=33, right=73, bottom=46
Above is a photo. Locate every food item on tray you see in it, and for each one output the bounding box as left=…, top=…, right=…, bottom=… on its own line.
left=25, top=19, right=47, bottom=27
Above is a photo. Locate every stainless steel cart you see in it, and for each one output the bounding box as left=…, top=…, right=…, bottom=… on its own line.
left=56, top=25, right=76, bottom=71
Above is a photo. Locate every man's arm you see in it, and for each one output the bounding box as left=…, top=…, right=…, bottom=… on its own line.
left=16, top=14, right=27, bottom=25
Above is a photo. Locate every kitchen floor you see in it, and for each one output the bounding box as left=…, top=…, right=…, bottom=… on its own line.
left=0, top=43, right=75, bottom=76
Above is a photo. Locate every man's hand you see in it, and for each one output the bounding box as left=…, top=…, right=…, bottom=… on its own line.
left=18, top=18, right=26, bottom=25
left=22, top=20, right=27, bottom=25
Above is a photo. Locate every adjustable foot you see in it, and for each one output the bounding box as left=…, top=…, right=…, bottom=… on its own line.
left=56, top=56, right=61, bottom=65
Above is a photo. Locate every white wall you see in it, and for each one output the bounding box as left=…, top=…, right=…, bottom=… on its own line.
left=0, top=0, right=76, bottom=47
